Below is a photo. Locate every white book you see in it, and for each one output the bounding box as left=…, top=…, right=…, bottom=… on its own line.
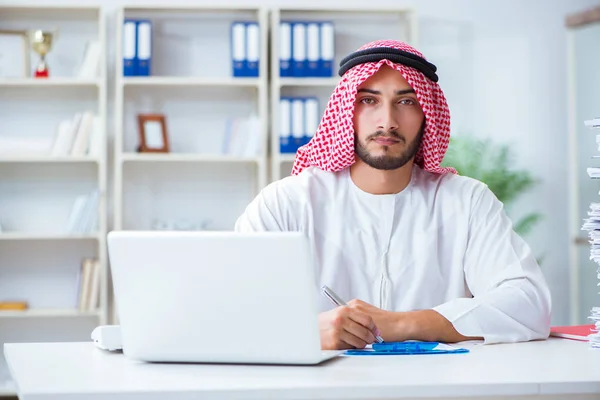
left=82, top=190, right=100, bottom=233
left=51, top=120, right=74, bottom=156
left=60, top=112, right=83, bottom=156
left=87, top=259, right=101, bottom=311
left=77, top=259, right=92, bottom=311
left=66, top=194, right=88, bottom=233
left=71, top=111, right=94, bottom=156
left=77, top=40, right=101, bottom=78
left=87, top=116, right=102, bottom=157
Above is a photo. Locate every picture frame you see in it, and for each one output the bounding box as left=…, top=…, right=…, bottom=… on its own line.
left=137, top=114, right=169, bottom=153
left=0, top=30, right=30, bottom=78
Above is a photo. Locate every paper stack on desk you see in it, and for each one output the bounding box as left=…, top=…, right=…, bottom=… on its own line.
left=588, top=168, right=600, bottom=179
left=581, top=118, right=600, bottom=348
left=589, top=307, right=600, bottom=348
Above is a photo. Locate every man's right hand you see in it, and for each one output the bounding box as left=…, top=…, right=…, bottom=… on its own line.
left=318, top=306, right=381, bottom=350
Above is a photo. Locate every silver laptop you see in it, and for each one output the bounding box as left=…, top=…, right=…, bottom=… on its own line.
left=106, top=230, right=342, bottom=365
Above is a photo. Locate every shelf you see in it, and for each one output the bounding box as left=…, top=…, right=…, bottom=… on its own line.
left=0, top=78, right=101, bottom=88
left=121, top=76, right=261, bottom=87
left=277, top=5, right=413, bottom=13
left=279, top=77, right=340, bottom=87
left=0, top=309, right=100, bottom=319
left=0, top=156, right=100, bottom=164
left=121, top=153, right=262, bottom=163
left=123, top=4, right=262, bottom=11
left=0, top=233, right=100, bottom=241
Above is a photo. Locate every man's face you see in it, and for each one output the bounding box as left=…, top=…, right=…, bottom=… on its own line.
left=352, top=65, right=425, bottom=171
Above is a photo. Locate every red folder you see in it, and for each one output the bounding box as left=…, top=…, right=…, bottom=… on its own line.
left=550, top=324, right=595, bottom=341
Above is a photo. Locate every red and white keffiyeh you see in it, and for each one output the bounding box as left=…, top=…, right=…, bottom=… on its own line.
left=291, top=40, right=456, bottom=176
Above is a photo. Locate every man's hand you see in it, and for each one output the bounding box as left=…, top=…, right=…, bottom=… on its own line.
left=318, top=306, right=382, bottom=350
left=346, top=299, right=484, bottom=343
left=346, top=299, right=405, bottom=342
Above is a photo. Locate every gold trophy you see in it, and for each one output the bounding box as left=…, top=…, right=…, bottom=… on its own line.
left=30, top=30, right=54, bottom=78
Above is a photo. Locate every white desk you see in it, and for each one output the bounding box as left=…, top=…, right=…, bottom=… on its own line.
left=4, top=338, right=600, bottom=400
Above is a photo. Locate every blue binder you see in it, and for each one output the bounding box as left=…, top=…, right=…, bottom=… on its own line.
left=279, top=21, right=292, bottom=77
left=231, top=21, right=246, bottom=77
left=279, top=97, right=292, bottom=153
left=136, top=19, right=152, bottom=76
left=345, top=341, right=470, bottom=356
left=122, top=19, right=137, bottom=76
left=290, top=97, right=305, bottom=152
left=319, top=21, right=334, bottom=77
left=291, top=22, right=306, bottom=77
left=306, top=22, right=319, bottom=77
left=246, top=22, right=259, bottom=77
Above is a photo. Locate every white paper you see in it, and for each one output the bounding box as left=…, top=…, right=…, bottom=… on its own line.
left=144, top=121, right=164, bottom=149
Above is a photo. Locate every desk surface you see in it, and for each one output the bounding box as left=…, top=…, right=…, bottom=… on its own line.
left=4, top=338, right=600, bottom=400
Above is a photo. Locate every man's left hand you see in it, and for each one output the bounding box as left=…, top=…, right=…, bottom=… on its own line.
left=346, top=299, right=410, bottom=342
left=346, top=299, right=483, bottom=343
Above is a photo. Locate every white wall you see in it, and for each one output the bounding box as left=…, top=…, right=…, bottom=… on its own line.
left=4, top=0, right=598, bottom=326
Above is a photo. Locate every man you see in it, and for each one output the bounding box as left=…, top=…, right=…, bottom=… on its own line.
left=235, top=39, right=552, bottom=350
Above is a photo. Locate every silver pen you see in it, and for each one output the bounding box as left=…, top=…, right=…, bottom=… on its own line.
left=321, top=285, right=384, bottom=343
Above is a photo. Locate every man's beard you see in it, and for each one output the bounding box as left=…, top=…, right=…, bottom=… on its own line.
left=354, top=120, right=425, bottom=171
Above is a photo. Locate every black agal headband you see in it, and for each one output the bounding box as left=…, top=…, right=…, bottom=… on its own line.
left=338, top=47, right=439, bottom=83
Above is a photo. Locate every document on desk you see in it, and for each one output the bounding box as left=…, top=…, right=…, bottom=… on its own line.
left=344, top=341, right=469, bottom=356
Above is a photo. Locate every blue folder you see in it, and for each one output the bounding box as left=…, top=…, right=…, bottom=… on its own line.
left=345, top=341, right=469, bottom=356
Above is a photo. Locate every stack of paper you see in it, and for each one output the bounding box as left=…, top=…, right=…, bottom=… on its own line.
left=588, top=307, right=600, bottom=348
left=581, top=117, right=600, bottom=347
left=588, top=168, right=600, bottom=178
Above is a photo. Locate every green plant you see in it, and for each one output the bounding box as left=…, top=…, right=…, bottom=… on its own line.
left=440, top=135, right=543, bottom=239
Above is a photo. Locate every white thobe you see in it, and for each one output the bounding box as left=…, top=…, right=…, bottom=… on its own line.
left=234, top=165, right=552, bottom=344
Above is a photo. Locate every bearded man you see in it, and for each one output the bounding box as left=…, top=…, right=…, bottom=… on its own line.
left=235, top=40, right=552, bottom=350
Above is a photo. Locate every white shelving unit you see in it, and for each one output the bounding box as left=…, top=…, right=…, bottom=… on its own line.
left=112, top=6, right=269, bottom=320
left=122, top=76, right=261, bottom=87
left=0, top=77, right=101, bottom=87
left=269, top=7, right=418, bottom=181
left=0, top=5, right=107, bottom=397
left=114, top=5, right=268, bottom=229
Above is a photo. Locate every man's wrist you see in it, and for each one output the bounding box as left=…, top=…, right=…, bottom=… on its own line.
left=389, top=311, right=418, bottom=341
left=399, top=309, right=483, bottom=343
left=390, top=310, right=443, bottom=342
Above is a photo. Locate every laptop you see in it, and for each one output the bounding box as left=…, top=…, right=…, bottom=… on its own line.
left=106, top=230, right=343, bottom=365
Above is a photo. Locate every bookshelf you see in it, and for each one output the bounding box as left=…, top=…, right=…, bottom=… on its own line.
left=112, top=5, right=269, bottom=319
left=114, top=4, right=269, bottom=230
left=269, top=6, right=418, bottom=181
left=0, top=4, right=108, bottom=396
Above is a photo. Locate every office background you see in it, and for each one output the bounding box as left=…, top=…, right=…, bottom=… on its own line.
left=1, top=0, right=599, bottom=397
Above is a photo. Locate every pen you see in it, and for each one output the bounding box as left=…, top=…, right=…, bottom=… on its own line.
left=320, top=285, right=384, bottom=343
